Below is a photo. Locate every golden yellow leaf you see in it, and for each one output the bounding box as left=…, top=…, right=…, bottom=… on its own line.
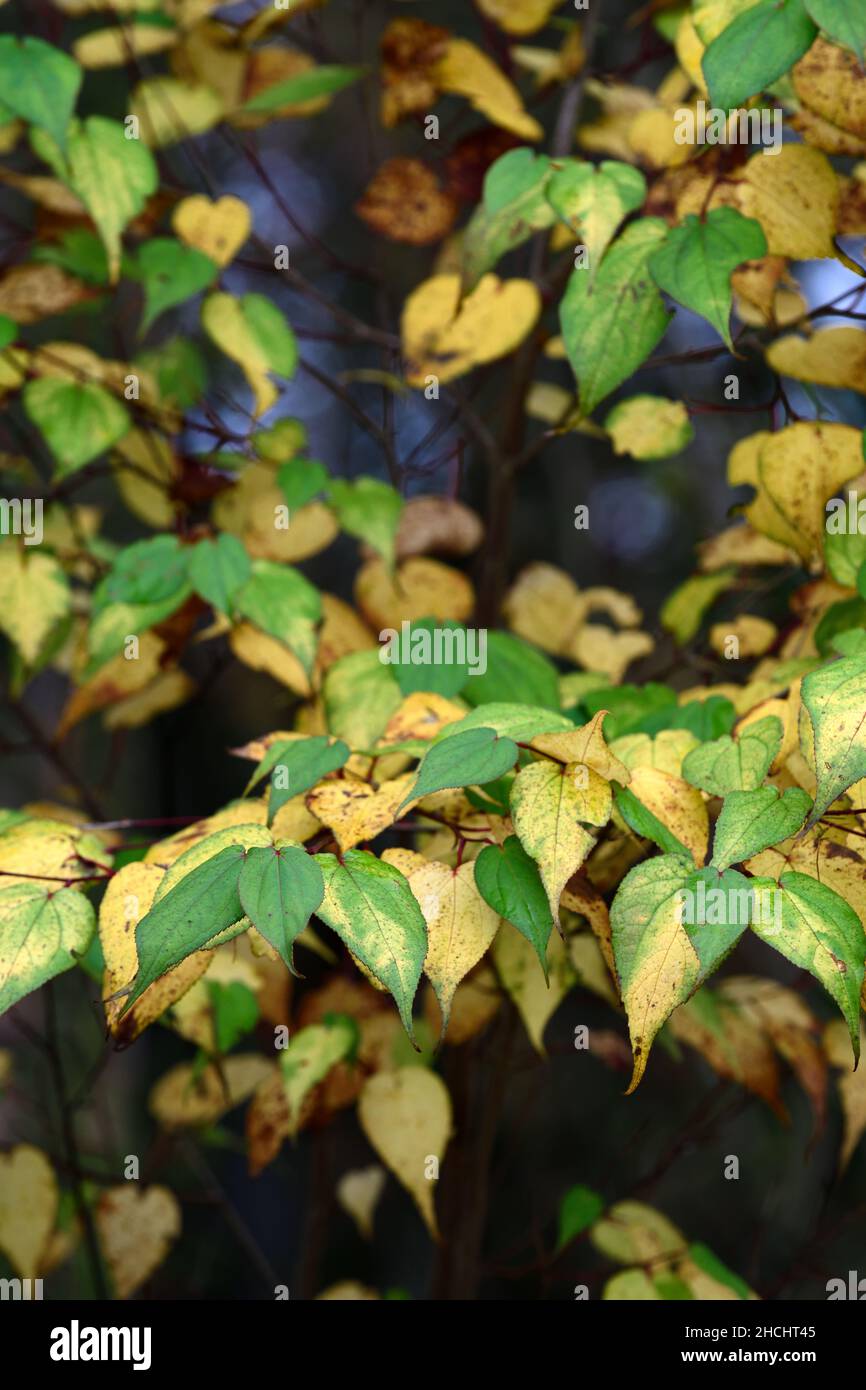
left=131, top=77, right=224, bottom=147
left=709, top=615, right=777, bottom=659
left=229, top=621, right=312, bottom=697
left=316, top=1280, right=380, bottom=1300
left=201, top=293, right=282, bottom=417
left=572, top=626, right=655, bottom=682
left=739, top=144, right=839, bottom=260
left=625, top=765, right=709, bottom=866
left=306, top=773, right=416, bottom=852
left=0, top=818, right=111, bottom=891
left=510, top=759, right=601, bottom=921
left=95, top=1185, right=181, bottom=1299
left=336, top=1166, right=387, bottom=1240
left=401, top=272, right=541, bottom=387
left=358, top=1067, right=452, bottom=1238
left=354, top=555, right=474, bottom=630
left=503, top=562, right=586, bottom=657
left=104, top=668, right=196, bottom=730
left=628, top=106, right=694, bottom=169
left=531, top=711, right=631, bottom=783
left=379, top=691, right=467, bottom=747
left=113, top=431, right=179, bottom=529
left=173, top=194, right=251, bottom=267
left=149, top=1055, right=274, bottom=1128
left=610, top=730, right=698, bottom=777
left=476, top=0, right=562, bottom=36
left=793, top=38, right=866, bottom=142
left=0, top=1145, right=58, bottom=1279
left=606, top=395, right=693, bottom=460
left=57, top=631, right=167, bottom=740
left=433, top=38, right=543, bottom=141
left=696, top=521, right=797, bottom=571
left=766, top=327, right=866, bottom=394
left=74, top=23, right=177, bottom=66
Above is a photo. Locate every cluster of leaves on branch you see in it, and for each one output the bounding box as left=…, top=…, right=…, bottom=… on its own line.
left=3, top=0, right=866, bottom=1299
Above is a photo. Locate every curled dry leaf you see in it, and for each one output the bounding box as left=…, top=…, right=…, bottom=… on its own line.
left=149, top=1054, right=274, bottom=1129
left=95, top=1185, right=181, bottom=1299
left=380, top=17, right=450, bottom=127
left=356, top=158, right=457, bottom=246
left=0, top=263, right=95, bottom=323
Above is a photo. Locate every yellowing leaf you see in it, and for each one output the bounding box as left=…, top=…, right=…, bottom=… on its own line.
left=0, top=546, right=69, bottom=665
left=0, top=1145, right=58, bottom=1279
left=530, top=711, right=631, bottom=784
left=95, top=1185, right=181, bottom=1299
left=201, top=292, right=297, bottom=417
left=336, top=1165, right=387, bottom=1240
left=406, top=860, right=499, bottom=1035
left=306, top=773, right=416, bottom=852
left=605, top=395, right=694, bottom=460
left=131, top=77, right=224, bottom=147
left=739, top=144, right=839, bottom=260
left=172, top=194, right=251, bottom=267
left=358, top=1067, right=452, bottom=1238
left=355, top=555, right=474, bottom=630
left=766, top=326, right=866, bottom=394
left=510, top=760, right=601, bottom=922
left=229, top=621, right=312, bottom=697
left=793, top=37, right=866, bottom=142
left=73, top=23, right=177, bottom=66
left=433, top=39, right=543, bottom=141
left=709, top=614, right=777, bottom=659
left=476, top=0, right=563, bottom=37
left=149, top=1055, right=273, bottom=1128
left=402, top=272, right=540, bottom=387
left=492, top=920, right=576, bottom=1053
left=625, top=766, right=710, bottom=867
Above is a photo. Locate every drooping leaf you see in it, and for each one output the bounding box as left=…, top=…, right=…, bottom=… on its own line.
left=461, top=147, right=557, bottom=291
left=238, top=843, right=325, bottom=975
left=702, top=0, right=818, bottom=111
left=0, top=884, right=95, bottom=1019
left=234, top=560, right=321, bottom=674
left=510, top=760, right=603, bottom=922
left=202, top=292, right=298, bottom=416
left=474, top=835, right=554, bottom=974
left=750, top=872, right=865, bottom=1059
left=406, top=860, right=499, bottom=1037
left=649, top=209, right=767, bottom=350
left=710, top=787, right=812, bottom=870
left=327, top=476, right=403, bottom=570
left=358, top=1068, right=451, bottom=1238
left=313, top=850, right=428, bottom=1037
left=557, top=1184, right=606, bottom=1251
left=136, top=237, right=217, bottom=333
left=560, top=218, right=672, bottom=417
left=802, top=652, right=866, bottom=824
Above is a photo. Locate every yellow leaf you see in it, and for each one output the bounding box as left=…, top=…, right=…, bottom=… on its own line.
left=336, top=1166, right=387, bottom=1240
left=628, top=106, right=694, bottom=169
left=229, top=621, right=312, bottom=697
left=0, top=1145, right=58, bottom=1279
left=625, top=766, right=709, bottom=867
left=0, top=818, right=111, bottom=891
left=422, top=962, right=501, bottom=1044
left=316, top=1280, right=380, bottom=1300
left=0, top=547, right=69, bottom=666
left=605, top=395, right=694, bottom=460
left=531, top=711, right=631, bottom=784
left=696, top=521, right=797, bottom=571
left=610, top=730, right=698, bottom=777
left=200, top=293, right=278, bottom=417
left=144, top=798, right=268, bottom=868
left=149, top=1055, right=274, bottom=1128
left=739, top=144, right=839, bottom=260
left=131, top=77, right=224, bottom=147
left=492, top=920, right=575, bottom=1054
left=173, top=194, right=251, bottom=267
left=306, top=773, right=417, bottom=852
left=510, top=759, right=601, bottom=922
left=358, top=1067, right=452, bottom=1238
left=406, top=859, right=500, bottom=1035
left=355, top=555, right=474, bottom=630
left=709, top=614, right=777, bottom=659
left=112, top=430, right=179, bottom=529
left=503, top=561, right=586, bottom=656
left=433, top=38, right=543, bottom=141
left=571, top=625, right=655, bottom=682
left=766, top=326, right=866, bottom=394
left=401, top=272, right=541, bottom=387
left=476, top=0, right=563, bottom=36
left=793, top=38, right=866, bottom=143
left=379, top=691, right=466, bottom=746
left=95, top=1185, right=181, bottom=1299
left=73, top=23, right=177, bottom=66
left=58, top=631, right=167, bottom=739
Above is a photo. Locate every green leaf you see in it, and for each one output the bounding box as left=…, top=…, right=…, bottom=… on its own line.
left=802, top=652, right=866, bottom=823
left=547, top=160, right=646, bottom=278
left=86, top=596, right=188, bottom=672
left=327, top=476, right=403, bottom=569
left=23, top=377, right=129, bottom=477
left=188, top=534, right=251, bottom=615
left=401, top=726, right=520, bottom=810
left=0, top=316, right=16, bottom=351
left=313, top=850, right=428, bottom=1037
left=434, top=702, right=573, bottom=745
left=202, top=292, right=297, bottom=415
left=234, top=560, right=321, bottom=674
left=323, top=650, right=401, bottom=747
left=649, top=208, right=767, bottom=350
left=611, top=857, right=751, bottom=1089
left=557, top=1184, right=606, bottom=1251
left=238, top=843, right=325, bottom=974
left=461, top=632, right=560, bottom=710
left=750, top=872, right=865, bottom=1058
left=710, top=787, right=812, bottom=870
left=240, top=64, right=364, bottom=114
left=581, top=683, right=677, bottom=739
left=136, top=336, right=206, bottom=410
left=32, top=228, right=110, bottom=286
left=805, top=0, right=866, bottom=62
left=474, top=835, right=554, bottom=973
left=246, top=735, right=349, bottom=817
left=461, top=148, right=557, bottom=291
left=122, top=843, right=252, bottom=1014
left=815, top=597, right=866, bottom=656
left=702, top=0, right=818, bottom=111
left=384, top=618, right=470, bottom=697
left=614, top=784, right=692, bottom=858
left=688, top=1243, right=751, bottom=1300
left=99, top=535, right=190, bottom=608
left=681, top=715, right=782, bottom=796
left=280, top=1013, right=359, bottom=1133
left=825, top=523, right=866, bottom=587
left=0, top=884, right=95, bottom=1018
left=0, top=37, right=81, bottom=153
left=209, top=980, right=259, bottom=1053
left=277, top=457, right=330, bottom=510
left=560, top=218, right=672, bottom=417
left=32, top=117, right=158, bottom=281
left=136, top=237, right=217, bottom=333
